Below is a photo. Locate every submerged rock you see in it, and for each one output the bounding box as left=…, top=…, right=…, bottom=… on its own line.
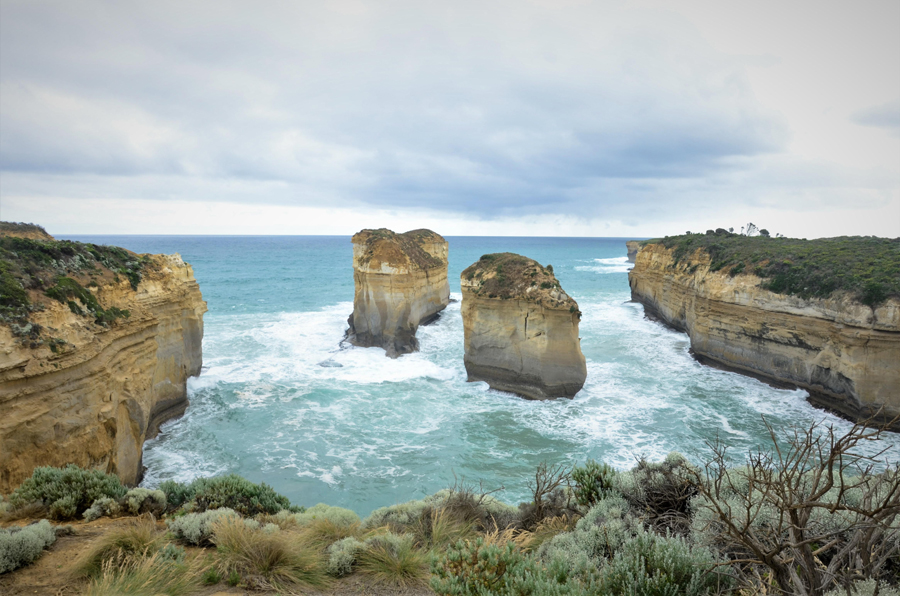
left=461, top=253, right=587, bottom=399
left=346, top=228, right=450, bottom=358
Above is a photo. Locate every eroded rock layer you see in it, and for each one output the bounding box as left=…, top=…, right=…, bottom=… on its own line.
left=629, top=243, right=900, bottom=429
left=346, top=228, right=450, bottom=357
left=0, top=236, right=206, bottom=492
left=461, top=253, right=586, bottom=399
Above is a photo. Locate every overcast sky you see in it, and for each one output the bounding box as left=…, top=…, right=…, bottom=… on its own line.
left=1, top=0, right=898, bottom=237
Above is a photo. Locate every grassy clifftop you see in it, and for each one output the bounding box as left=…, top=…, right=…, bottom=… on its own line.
left=646, top=233, right=900, bottom=306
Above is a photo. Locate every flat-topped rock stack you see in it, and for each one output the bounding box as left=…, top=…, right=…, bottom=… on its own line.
left=346, top=228, right=450, bottom=357
left=460, top=253, right=586, bottom=399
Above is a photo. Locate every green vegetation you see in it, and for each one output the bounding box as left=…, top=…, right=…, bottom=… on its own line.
left=0, top=519, right=58, bottom=574
left=7, top=464, right=127, bottom=520
left=463, top=253, right=567, bottom=303
left=0, top=234, right=150, bottom=338
left=158, top=474, right=301, bottom=516
left=2, top=418, right=897, bottom=593
left=355, top=228, right=446, bottom=270
left=648, top=232, right=900, bottom=305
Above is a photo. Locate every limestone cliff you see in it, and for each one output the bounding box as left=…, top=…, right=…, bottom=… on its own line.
left=629, top=242, right=900, bottom=430
left=0, top=230, right=206, bottom=492
left=461, top=253, right=586, bottom=399
left=346, top=228, right=450, bottom=357
left=626, top=241, right=641, bottom=263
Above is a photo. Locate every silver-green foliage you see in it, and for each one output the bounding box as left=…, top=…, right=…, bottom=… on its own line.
left=8, top=465, right=126, bottom=520
left=166, top=508, right=240, bottom=545
left=292, top=503, right=360, bottom=527
left=362, top=489, right=518, bottom=530
left=82, top=488, right=167, bottom=522
left=326, top=537, right=365, bottom=577
left=0, top=520, right=58, bottom=574
left=824, top=579, right=900, bottom=596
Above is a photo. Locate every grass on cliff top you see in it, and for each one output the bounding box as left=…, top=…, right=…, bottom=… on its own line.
left=0, top=221, right=52, bottom=238
left=462, top=253, right=577, bottom=311
left=0, top=236, right=149, bottom=339
left=646, top=232, right=900, bottom=306
left=354, top=228, right=445, bottom=270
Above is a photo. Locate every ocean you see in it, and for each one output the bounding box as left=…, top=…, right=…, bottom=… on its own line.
left=67, top=235, right=900, bottom=516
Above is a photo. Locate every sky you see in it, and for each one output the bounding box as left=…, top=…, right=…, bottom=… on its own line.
left=0, top=0, right=898, bottom=238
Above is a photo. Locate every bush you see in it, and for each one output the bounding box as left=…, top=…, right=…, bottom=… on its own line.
left=571, top=460, right=617, bottom=509
left=597, top=529, right=728, bottom=596
left=159, top=479, right=194, bottom=511
left=326, top=537, right=365, bottom=577
left=0, top=520, right=58, bottom=574
left=538, top=493, right=641, bottom=564
left=167, top=474, right=297, bottom=516
left=613, top=453, right=696, bottom=533
left=292, top=503, right=360, bottom=527
left=824, top=579, right=900, bottom=596
left=212, top=516, right=329, bottom=590
left=83, top=488, right=167, bottom=521
left=8, top=465, right=126, bottom=520
left=166, top=508, right=241, bottom=546
left=431, top=537, right=544, bottom=595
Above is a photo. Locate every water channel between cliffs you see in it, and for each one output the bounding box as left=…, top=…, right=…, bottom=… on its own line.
left=68, top=235, right=900, bottom=516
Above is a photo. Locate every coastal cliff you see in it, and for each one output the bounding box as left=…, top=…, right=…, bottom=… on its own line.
left=461, top=253, right=586, bottom=399
left=629, top=235, right=900, bottom=429
left=0, top=226, right=206, bottom=492
left=346, top=228, right=450, bottom=357
left=626, top=240, right=641, bottom=263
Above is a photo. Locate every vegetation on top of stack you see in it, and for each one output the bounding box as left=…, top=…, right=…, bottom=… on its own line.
left=0, top=222, right=54, bottom=240
left=0, top=232, right=152, bottom=343
left=646, top=231, right=900, bottom=306
left=352, top=228, right=446, bottom=270
left=462, top=252, right=578, bottom=310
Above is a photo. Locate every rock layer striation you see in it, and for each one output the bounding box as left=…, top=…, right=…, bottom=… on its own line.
left=629, top=242, right=900, bottom=429
left=461, top=253, right=586, bottom=399
left=0, top=233, right=206, bottom=492
left=346, top=229, right=450, bottom=357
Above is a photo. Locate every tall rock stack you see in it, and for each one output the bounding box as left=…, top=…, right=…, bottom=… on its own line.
left=626, top=241, right=642, bottom=263
left=0, top=225, right=206, bottom=491
left=346, top=228, right=450, bottom=357
left=461, top=253, right=587, bottom=399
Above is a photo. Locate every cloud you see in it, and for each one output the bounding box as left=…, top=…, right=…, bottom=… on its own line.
left=852, top=100, right=900, bottom=136
left=0, top=0, right=897, bottom=236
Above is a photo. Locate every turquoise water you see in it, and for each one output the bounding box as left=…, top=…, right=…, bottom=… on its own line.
left=68, top=235, right=900, bottom=516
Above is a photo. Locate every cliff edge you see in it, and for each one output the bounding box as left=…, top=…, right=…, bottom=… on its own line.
left=628, top=233, right=900, bottom=430
left=461, top=253, right=586, bottom=399
left=626, top=241, right=641, bottom=263
left=0, top=227, right=206, bottom=492
left=346, top=228, right=450, bottom=357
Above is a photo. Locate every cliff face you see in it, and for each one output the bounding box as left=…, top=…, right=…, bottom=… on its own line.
left=461, top=253, right=586, bottom=399
left=629, top=243, right=900, bottom=429
left=346, top=228, right=450, bottom=357
left=626, top=241, right=641, bottom=263
left=0, top=236, right=206, bottom=492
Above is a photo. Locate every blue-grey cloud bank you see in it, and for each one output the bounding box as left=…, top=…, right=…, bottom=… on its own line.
left=1, top=0, right=898, bottom=236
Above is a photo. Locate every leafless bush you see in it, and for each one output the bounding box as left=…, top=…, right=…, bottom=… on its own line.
left=691, top=415, right=900, bottom=596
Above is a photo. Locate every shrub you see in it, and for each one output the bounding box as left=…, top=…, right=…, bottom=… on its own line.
left=292, top=503, right=360, bottom=527
left=538, top=493, right=641, bottom=564
left=211, top=516, right=329, bottom=590
left=358, top=532, right=429, bottom=587
left=431, top=537, right=543, bottom=595
left=8, top=465, right=127, bottom=520
left=597, top=529, right=727, bottom=596
left=326, top=536, right=365, bottom=577
left=571, top=460, right=617, bottom=509
left=166, top=508, right=240, bottom=546
left=824, top=579, right=900, bottom=596
left=83, top=488, right=167, bottom=521
left=613, top=453, right=696, bottom=533
left=73, top=517, right=163, bottom=578
left=169, top=474, right=302, bottom=516
left=158, top=479, right=194, bottom=511
left=0, top=520, right=58, bottom=574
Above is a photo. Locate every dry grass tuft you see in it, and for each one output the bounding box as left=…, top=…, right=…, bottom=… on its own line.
left=297, top=517, right=363, bottom=548
left=212, top=516, right=330, bottom=590
left=357, top=534, right=430, bottom=587
left=82, top=550, right=206, bottom=596
left=414, top=507, right=477, bottom=550
left=72, top=516, right=163, bottom=578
